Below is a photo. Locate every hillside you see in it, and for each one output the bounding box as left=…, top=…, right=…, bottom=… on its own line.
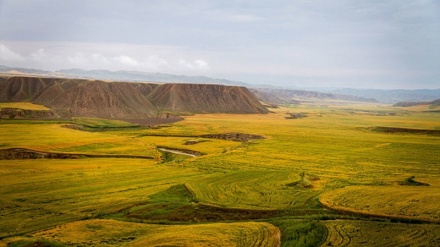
left=330, top=88, right=440, bottom=104
left=250, top=88, right=378, bottom=104
left=149, top=83, right=268, bottom=114
left=393, top=99, right=440, bottom=107
left=392, top=99, right=440, bottom=111
left=0, top=76, right=268, bottom=118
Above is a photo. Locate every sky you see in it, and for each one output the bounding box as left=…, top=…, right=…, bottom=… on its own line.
left=0, top=0, right=439, bottom=89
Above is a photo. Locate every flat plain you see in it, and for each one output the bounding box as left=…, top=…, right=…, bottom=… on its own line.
left=0, top=102, right=439, bottom=246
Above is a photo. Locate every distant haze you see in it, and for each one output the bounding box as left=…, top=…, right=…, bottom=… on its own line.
left=1, top=0, right=439, bottom=89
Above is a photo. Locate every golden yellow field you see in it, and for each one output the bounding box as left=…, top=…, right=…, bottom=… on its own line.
left=321, top=220, right=440, bottom=246
left=19, top=219, right=279, bottom=247
left=0, top=102, right=439, bottom=246
left=320, top=185, right=440, bottom=222
left=0, top=102, right=50, bottom=111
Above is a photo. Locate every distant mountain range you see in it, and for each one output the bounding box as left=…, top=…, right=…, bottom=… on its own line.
left=393, top=99, right=440, bottom=108
left=250, top=88, right=378, bottom=104
left=327, top=88, right=440, bottom=104
left=0, top=65, right=51, bottom=75
left=0, top=65, right=248, bottom=86
left=1, top=65, right=439, bottom=104
left=57, top=68, right=250, bottom=86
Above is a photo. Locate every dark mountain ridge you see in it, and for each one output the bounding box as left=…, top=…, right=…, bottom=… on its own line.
left=0, top=76, right=268, bottom=118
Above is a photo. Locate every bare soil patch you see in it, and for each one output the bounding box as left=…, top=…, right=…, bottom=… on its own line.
left=0, top=148, right=154, bottom=160
left=200, top=132, right=265, bottom=142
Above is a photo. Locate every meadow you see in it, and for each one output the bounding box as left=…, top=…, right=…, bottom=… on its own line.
left=0, top=102, right=439, bottom=246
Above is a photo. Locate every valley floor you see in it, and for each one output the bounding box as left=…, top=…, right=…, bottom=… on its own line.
left=0, top=102, right=439, bottom=246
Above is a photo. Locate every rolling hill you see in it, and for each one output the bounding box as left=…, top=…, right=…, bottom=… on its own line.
left=393, top=99, right=440, bottom=107
left=0, top=76, right=268, bottom=118
left=149, top=83, right=268, bottom=114
left=392, top=99, right=440, bottom=111
left=330, top=88, right=440, bottom=104
left=250, top=88, right=378, bottom=104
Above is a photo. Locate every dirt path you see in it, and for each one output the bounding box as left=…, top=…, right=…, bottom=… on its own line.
left=158, top=148, right=199, bottom=157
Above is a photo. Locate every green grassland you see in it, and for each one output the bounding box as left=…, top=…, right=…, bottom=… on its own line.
left=0, top=102, right=439, bottom=246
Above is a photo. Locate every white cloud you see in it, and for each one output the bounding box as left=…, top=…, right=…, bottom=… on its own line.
left=91, top=53, right=111, bottom=66
left=225, top=14, right=263, bottom=23
left=0, top=44, right=24, bottom=62
left=30, top=49, right=48, bottom=62
left=141, top=55, right=169, bottom=71
left=178, top=59, right=210, bottom=70
left=67, top=52, right=88, bottom=65
left=113, top=55, right=139, bottom=67
left=194, top=59, right=210, bottom=69
left=0, top=42, right=212, bottom=73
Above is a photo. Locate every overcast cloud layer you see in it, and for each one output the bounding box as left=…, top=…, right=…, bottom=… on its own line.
left=1, top=0, right=439, bottom=89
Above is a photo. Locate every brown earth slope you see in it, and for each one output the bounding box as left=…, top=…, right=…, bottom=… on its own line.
left=0, top=76, right=268, bottom=118
left=149, top=83, right=269, bottom=114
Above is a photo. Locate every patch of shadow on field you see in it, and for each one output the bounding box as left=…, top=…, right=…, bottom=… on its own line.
left=119, top=117, right=184, bottom=127
left=0, top=148, right=154, bottom=160
left=6, top=240, right=66, bottom=247
left=136, top=132, right=266, bottom=142
left=63, top=117, right=183, bottom=132
left=367, top=126, right=440, bottom=136
left=398, top=176, right=430, bottom=186
left=110, top=184, right=336, bottom=223
left=286, top=172, right=320, bottom=189
left=199, top=132, right=265, bottom=142
left=62, top=124, right=143, bottom=132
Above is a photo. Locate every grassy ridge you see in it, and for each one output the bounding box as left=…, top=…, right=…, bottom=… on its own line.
left=320, top=185, right=440, bottom=222
left=186, top=170, right=315, bottom=209
left=8, top=219, right=280, bottom=247
left=0, top=102, right=50, bottom=111
left=321, top=220, right=440, bottom=246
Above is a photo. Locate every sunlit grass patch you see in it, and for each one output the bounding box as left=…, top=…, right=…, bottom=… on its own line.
left=137, top=135, right=239, bottom=155
left=0, top=158, right=199, bottom=238
left=0, top=123, right=127, bottom=151
left=56, top=139, right=158, bottom=157
left=186, top=170, right=321, bottom=210
left=320, top=185, right=440, bottom=222
left=9, top=219, right=280, bottom=247
left=321, top=220, right=440, bottom=246
left=0, top=102, right=50, bottom=111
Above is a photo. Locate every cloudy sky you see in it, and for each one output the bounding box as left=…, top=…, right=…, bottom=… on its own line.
left=1, top=0, right=439, bottom=89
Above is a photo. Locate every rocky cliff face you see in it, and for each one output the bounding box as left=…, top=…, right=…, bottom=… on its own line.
left=0, top=76, right=268, bottom=118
